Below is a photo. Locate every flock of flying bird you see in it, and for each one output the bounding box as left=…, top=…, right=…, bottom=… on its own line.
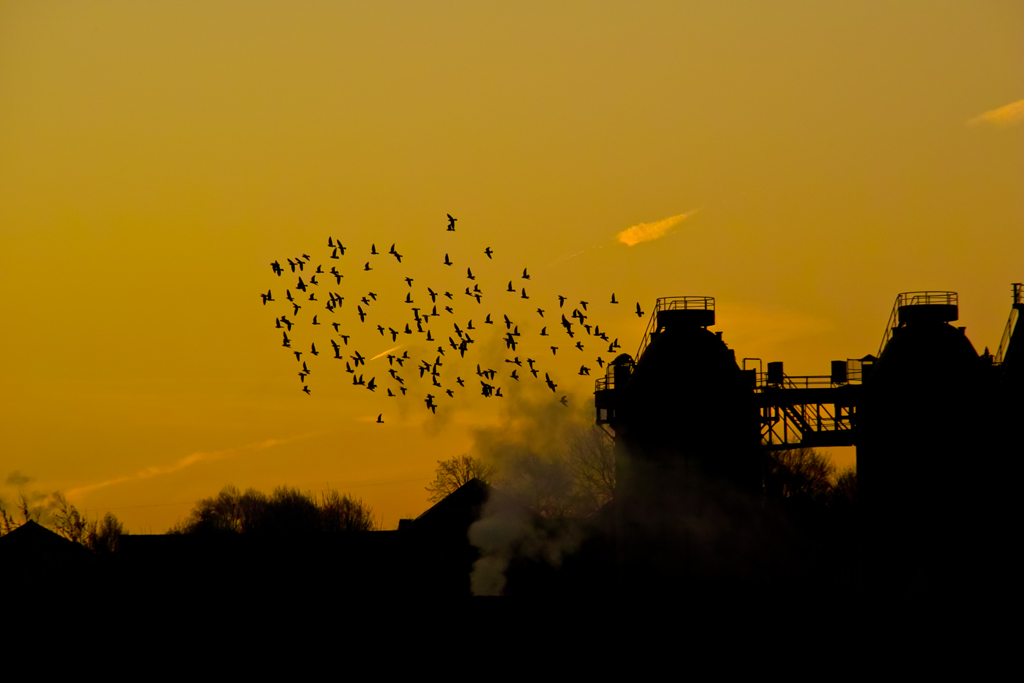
left=260, top=214, right=647, bottom=423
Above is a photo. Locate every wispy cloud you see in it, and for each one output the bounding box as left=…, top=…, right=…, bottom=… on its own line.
left=617, top=210, right=698, bottom=246
left=64, top=438, right=290, bottom=500
left=370, top=345, right=403, bottom=361
left=968, top=99, right=1024, bottom=127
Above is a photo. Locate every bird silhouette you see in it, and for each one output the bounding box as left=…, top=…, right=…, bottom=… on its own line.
left=560, top=396, right=568, bottom=406
left=522, top=268, right=530, bottom=280
left=506, top=281, right=515, bottom=293
left=371, top=244, right=378, bottom=255
left=467, top=267, right=475, bottom=280
left=558, top=295, right=566, bottom=307
left=484, top=247, right=493, bottom=258
left=376, top=414, right=384, bottom=423
left=271, top=261, right=283, bottom=276
left=364, top=262, right=372, bottom=271
left=444, top=253, right=452, bottom=266
left=521, top=288, right=529, bottom=299
left=610, top=293, right=618, bottom=304
left=447, top=214, right=457, bottom=231
left=636, top=302, right=644, bottom=317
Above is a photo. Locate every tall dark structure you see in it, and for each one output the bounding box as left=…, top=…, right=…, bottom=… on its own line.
left=596, top=297, right=764, bottom=592
left=856, top=292, right=984, bottom=594
left=596, top=286, right=1023, bottom=597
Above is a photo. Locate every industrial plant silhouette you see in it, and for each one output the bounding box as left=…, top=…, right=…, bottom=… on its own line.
left=4, top=284, right=1020, bottom=600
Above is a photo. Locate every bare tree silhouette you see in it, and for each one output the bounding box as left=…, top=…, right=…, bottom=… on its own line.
left=426, top=456, right=496, bottom=503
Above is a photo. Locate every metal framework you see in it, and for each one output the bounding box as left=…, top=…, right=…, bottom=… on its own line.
left=994, top=283, right=1023, bottom=365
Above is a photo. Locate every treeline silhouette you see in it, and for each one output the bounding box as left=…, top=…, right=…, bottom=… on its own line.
left=0, top=490, right=124, bottom=555
left=2, top=448, right=858, bottom=599
left=169, top=485, right=377, bottom=535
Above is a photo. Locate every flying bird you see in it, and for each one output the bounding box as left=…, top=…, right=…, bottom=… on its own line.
left=522, top=268, right=530, bottom=280
left=370, top=244, right=378, bottom=255
left=484, top=247, right=493, bottom=259
left=447, top=214, right=457, bottom=231
left=636, top=302, right=644, bottom=317
left=376, top=414, right=384, bottom=423
left=610, top=293, right=618, bottom=304
left=444, top=253, right=452, bottom=266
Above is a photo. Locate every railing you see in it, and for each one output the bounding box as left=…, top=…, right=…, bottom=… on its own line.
left=594, top=358, right=634, bottom=393
left=635, top=296, right=715, bottom=361
left=845, top=358, right=865, bottom=384
left=750, top=371, right=847, bottom=391
left=877, top=291, right=958, bottom=357
left=782, top=375, right=834, bottom=389
left=994, top=283, right=1023, bottom=364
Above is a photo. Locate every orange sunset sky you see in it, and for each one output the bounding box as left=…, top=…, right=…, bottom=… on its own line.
left=1, top=1, right=1021, bottom=532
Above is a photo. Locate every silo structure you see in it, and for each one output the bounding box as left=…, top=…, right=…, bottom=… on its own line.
left=857, top=291, right=986, bottom=596
left=611, top=297, right=762, bottom=593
